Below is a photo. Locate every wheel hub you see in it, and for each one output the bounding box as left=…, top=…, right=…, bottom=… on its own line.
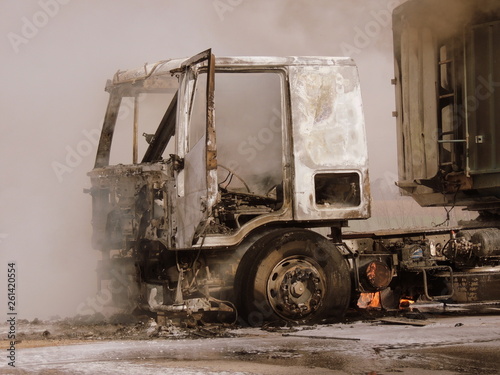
left=267, top=256, right=326, bottom=320
left=291, top=281, right=305, bottom=297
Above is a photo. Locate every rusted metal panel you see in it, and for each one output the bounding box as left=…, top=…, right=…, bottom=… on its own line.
left=132, top=96, right=139, bottom=164
left=288, top=63, right=370, bottom=221
left=174, top=50, right=216, bottom=248
left=176, top=135, right=208, bottom=247
left=94, top=90, right=122, bottom=168
left=88, top=163, right=171, bottom=250
left=111, top=59, right=184, bottom=85
left=205, top=52, right=218, bottom=217
left=142, top=92, right=178, bottom=163
left=110, top=56, right=356, bottom=88
left=443, top=269, right=500, bottom=303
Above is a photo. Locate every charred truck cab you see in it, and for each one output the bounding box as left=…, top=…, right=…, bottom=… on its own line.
left=89, top=51, right=369, bottom=323
left=89, top=0, right=500, bottom=325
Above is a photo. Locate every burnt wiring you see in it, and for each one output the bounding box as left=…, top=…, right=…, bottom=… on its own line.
left=174, top=216, right=210, bottom=274
left=433, top=181, right=461, bottom=227
left=173, top=224, right=238, bottom=324
left=191, top=226, right=208, bottom=276
left=219, top=170, right=232, bottom=187
left=433, top=205, right=455, bottom=227
left=441, top=237, right=453, bottom=258
left=218, top=164, right=251, bottom=193
left=208, top=296, right=238, bottom=325
left=191, top=222, right=239, bottom=323
left=222, top=173, right=234, bottom=191
left=173, top=220, right=210, bottom=294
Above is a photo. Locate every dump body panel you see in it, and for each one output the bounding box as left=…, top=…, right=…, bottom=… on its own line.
left=393, top=0, right=500, bottom=212
left=467, top=20, right=500, bottom=173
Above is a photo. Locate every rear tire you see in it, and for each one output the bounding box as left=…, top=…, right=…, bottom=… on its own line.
left=234, top=229, right=351, bottom=326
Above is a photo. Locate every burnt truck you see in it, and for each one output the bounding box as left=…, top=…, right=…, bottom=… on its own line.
left=87, top=0, right=500, bottom=324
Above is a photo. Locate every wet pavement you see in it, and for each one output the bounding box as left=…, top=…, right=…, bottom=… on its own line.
left=2, top=306, right=500, bottom=374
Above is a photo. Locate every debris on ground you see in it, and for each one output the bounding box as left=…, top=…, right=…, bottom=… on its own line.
left=3, top=303, right=499, bottom=349
left=1, top=313, right=239, bottom=346
left=378, top=317, right=433, bottom=326
left=282, top=333, right=361, bottom=341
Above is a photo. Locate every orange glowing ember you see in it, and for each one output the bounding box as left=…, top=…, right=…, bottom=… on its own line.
left=399, top=298, right=415, bottom=309
left=357, top=292, right=381, bottom=309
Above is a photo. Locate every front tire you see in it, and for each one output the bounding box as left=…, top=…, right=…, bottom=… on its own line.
left=234, top=229, right=351, bottom=326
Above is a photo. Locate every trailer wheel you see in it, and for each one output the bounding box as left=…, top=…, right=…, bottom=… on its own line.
left=234, top=229, right=351, bottom=325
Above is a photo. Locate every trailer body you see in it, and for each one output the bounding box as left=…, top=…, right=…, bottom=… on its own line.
left=393, top=0, right=500, bottom=212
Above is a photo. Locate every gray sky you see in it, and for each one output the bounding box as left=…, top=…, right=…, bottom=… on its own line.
left=0, top=0, right=402, bottom=319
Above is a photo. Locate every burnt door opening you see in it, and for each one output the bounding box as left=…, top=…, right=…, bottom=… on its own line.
left=213, top=71, right=285, bottom=231
left=175, top=50, right=217, bottom=248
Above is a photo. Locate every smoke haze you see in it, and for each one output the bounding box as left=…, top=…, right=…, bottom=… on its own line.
left=1, top=0, right=412, bottom=319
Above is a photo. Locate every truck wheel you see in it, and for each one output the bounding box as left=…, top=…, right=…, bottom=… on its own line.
left=234, top=229, right=351, bottom=326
